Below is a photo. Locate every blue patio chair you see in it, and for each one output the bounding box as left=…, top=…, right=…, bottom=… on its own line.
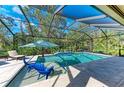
left=23, top=57, right=54, bottom=79
left=34, top=63, right=54, bottom=80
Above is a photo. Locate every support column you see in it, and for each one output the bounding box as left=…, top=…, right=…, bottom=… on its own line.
left=105, top=36, right=108, bottom=54
left=118, top=34, right=121, bottom=56
left=90, top=39, right=94, bottom=52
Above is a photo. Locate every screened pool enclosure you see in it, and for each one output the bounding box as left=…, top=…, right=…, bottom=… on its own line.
left=1, top=5, right=124, bottom=56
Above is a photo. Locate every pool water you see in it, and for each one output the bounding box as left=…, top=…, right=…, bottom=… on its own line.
left=37, top=52, right=108, bottom=66
left=6, top=52, right=108, bottom=87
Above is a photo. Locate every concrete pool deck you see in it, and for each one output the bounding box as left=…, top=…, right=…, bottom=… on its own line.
left=25, top=66, right=108, bottom=87
left=1, top=53, right=124, bottom=87
left=0, top=59, right=24, bottom=87
left=0, top=56, right=38, bottom=87
left=25, top=56, right=124, bottom=87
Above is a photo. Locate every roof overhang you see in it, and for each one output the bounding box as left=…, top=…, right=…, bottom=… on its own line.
left=94, top=5, right=124, bottom=26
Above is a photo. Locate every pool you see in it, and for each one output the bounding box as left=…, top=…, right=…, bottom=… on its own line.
left=6, top=52, right=109, bottom=87
left=37, top=52, right=108, bottom=66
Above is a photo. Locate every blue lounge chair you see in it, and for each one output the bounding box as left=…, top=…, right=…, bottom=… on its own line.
left=35, top=63, right=54, bottom=80
left=23, top=57, right=54, bottom=79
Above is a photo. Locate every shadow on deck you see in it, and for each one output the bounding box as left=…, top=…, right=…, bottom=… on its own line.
left=64, top=56, right=124, bottom=87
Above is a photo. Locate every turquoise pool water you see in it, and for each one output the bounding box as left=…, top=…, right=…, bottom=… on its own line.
left=6, top=52, right=108, bottom=87
left=37, top=52, right=108, bottom=66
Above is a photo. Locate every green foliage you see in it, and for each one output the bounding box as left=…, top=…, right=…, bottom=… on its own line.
left=0, top=50, right=8, bottom=57
left=18, top=47, right=38, bottom=55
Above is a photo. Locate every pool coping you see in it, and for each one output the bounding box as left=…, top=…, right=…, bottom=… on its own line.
left=1, top=56, right=35, bottom=87
left=4, top=64, right=25, bottom=87
left=0, top=62, right=24, bottom=87
left=83, top=52, right=113, bottom=57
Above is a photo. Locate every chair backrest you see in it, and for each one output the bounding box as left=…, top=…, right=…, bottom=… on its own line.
left=8, top=50, right=18, bottom=57
left=23, top=57, right=29, bottom=65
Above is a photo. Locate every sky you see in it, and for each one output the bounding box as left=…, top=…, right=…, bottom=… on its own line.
left=0, top=5, right=118, bottom=36
left=0, top=5, right=75, bottom=35
left=0, top=5, right=35, bottom=34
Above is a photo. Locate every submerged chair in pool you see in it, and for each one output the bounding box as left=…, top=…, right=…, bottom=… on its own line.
left=23, top=57, right=54, bottom=79
left=55, top=61, right=67, bottom=71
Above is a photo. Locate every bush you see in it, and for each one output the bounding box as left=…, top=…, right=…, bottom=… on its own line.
left=18, top=47, right=41, bottom=55
left=0, top=50, right=8, bottom=57
left=17, top=47, right=60, bottom=56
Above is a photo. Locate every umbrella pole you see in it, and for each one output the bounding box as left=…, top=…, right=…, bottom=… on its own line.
left=42, top=48, right=44, bottom=57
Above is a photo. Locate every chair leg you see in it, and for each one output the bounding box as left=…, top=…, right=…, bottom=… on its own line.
left=62, top=66, right=67, bottom=71
left=28, top=68, right=32, bottom=72
left=46, top=74, right=49, bottom=80
left=37, top=74, right=41, bottom=80
left=52, top=69, right=54, bottom=74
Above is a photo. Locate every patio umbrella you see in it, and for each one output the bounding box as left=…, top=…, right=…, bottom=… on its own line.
left=20, top=40, right=58, bottom=56
left=20, top=40, right=58, bottom=48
